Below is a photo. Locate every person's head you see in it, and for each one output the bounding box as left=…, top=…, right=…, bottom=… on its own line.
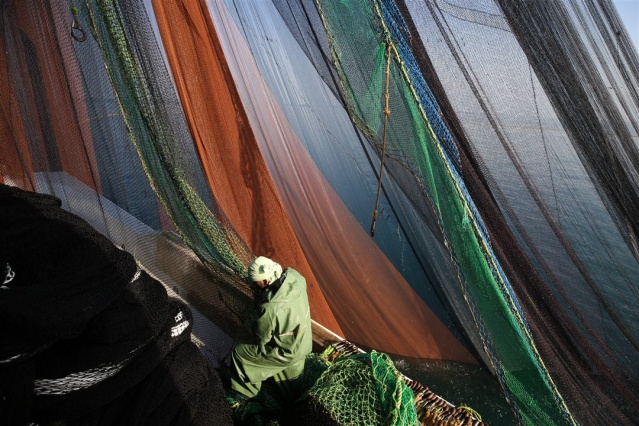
left=248, top=256, right=283, bottom=288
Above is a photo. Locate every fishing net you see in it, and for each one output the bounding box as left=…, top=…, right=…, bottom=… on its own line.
left=314, top=0, right=572, bottom=424
left=3, top=0, right=639, bottom=424
left=76, top=0, right=257, bottom=323
left=295, top=350, right=418, bottom=426
left=0, top=0, right=247, bottom=423
left=395, top=1, right=639, bottom=424
left=147, top=0, right=342, bottom=337
left=230, top=343, right=484, bottom=426
left=164, top=0, right=472, bottom=361
left=272, top=0, right=639, bottom=424
left=0, top=0, right=259, bottom=339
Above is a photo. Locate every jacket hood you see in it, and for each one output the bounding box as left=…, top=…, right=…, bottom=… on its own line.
left=264, top=268, right=305, bottom=305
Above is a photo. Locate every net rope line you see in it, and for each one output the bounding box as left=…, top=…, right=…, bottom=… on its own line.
left=373, top=2, right=577, bottom=423
left=70, top=0, right=87, bottom=42
left=369, top=41, right=392, bottom=237
left=34, top=351, right=138, bottom=395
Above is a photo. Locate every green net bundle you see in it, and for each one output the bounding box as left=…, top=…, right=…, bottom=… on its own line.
left=230, top=344, right=422, bottom=425
left=294, top=350, right=417, bottom=426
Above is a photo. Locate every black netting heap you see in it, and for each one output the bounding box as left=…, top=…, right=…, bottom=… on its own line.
left=0, top=184, right=232, bottom=426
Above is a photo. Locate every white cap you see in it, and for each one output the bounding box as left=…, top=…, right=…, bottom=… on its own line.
left=248, top=256, right=283, bottom=285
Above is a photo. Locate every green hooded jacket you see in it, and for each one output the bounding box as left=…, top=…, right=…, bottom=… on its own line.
left=254, top=268, right=312, bottom=362
left=233, top=267, right=312, bottom=386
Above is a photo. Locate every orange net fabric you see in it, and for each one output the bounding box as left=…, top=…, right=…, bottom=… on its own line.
left=205, top=0, right=474, bottom=362
left=151, top=0, right=342, bottom=335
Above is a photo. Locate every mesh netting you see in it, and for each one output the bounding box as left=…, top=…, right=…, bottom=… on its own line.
left=230, top=343, right=458, bottom=426
left=267, top=0, right=639, bottom=423
left=4, top=0, right=639, bottom=424
left=204, top=0, right=472, bottom=361
left=315, top=0, right=572, bottom=423
left=394, top=1, right=639, bottom=424
left=0, top=0, right=256, bottom=340
left=297, top=350, right=418, bottom=426
left=77, top=0, right=255, bottom=318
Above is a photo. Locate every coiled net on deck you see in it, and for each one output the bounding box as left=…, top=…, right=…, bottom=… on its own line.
left=296, top=350, right=417, bottom=426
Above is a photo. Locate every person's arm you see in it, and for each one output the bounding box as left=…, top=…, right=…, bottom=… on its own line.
left=254, top=305, right=276, bottom=348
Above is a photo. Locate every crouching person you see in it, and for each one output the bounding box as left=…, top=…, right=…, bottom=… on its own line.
left=230, top=256, right=312, bottom=402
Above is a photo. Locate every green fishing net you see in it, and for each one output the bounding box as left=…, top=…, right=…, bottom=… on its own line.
left=298, top=350, right=417, bottom=425
left=233, top=348, right=418, bottom=426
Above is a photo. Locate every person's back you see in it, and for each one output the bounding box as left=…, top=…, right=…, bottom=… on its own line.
left=229, top=257, right=312, bottom=400
left=255, top=267, right=312, bottom=363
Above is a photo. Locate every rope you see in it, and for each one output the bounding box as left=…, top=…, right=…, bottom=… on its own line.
left=370, top=40, right=392, bottom=237
left=71, top=1, right=87, bottom=42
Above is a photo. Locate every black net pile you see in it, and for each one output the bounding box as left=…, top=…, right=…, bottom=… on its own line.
left=0, top=184, right=232, bottom=425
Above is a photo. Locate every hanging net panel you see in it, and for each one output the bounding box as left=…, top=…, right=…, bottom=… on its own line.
left=147, top=0, right=342, bottom=336
left=315, top=0, right=579, bottom=424
left=227, top=0, right=484, bottom=364
left=154, top=0, right=476, bottom=362
left=1, top=0, right=474, bottom=423
left=79, top=0, right=252, bottom=277
left=0, top=0, right=265, bottom=340
left=266, top=0, right=639, bottom=423
left=394, top=0, right=639, bottom=424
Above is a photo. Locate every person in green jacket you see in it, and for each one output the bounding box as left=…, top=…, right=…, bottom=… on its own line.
left=229, top=256, right=312, bottom=400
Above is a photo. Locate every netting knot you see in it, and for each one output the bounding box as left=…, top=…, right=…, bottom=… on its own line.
left=71, top=4, right=87, bottom=42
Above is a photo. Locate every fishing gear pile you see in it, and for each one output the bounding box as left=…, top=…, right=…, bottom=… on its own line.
left=227, top=340, right=484, bottom=425
left=0, top=184, right=232, bottom=425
